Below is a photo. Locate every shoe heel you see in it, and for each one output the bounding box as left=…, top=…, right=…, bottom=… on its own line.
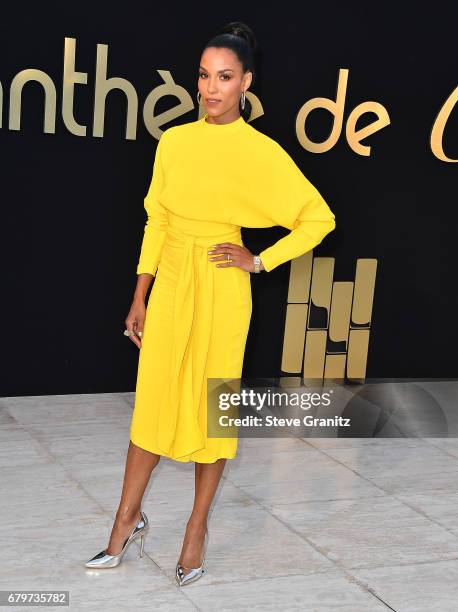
left=84, top=510, right=149, bottom=569
left=175, top=527, right=209, bottom=586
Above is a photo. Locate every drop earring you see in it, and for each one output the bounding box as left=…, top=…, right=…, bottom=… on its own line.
left=197, top=91, right=201, bottom=104
left=240, top=91, right=246, bottom=110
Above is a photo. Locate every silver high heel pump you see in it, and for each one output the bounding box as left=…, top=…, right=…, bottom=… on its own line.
left=84, top=510, right=149, bottom=569
left=175, top=527, right=209, bottom=586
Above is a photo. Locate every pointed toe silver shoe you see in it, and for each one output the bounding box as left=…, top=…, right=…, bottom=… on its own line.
left=175, top=527, right=208, bottom=586
left=84, top=510, right=149, bottom=569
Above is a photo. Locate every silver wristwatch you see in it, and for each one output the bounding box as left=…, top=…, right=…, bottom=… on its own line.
left=253, top=255, right=262, bottom=273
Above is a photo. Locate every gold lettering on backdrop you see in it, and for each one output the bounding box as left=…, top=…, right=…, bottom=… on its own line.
left=346, top=102, right=391, bottom=156
left=281, top=252, right=377, bottom=384
left=325, top=281, right=353, bottom=380
left=295, top=68, right=391, bottom=156
left=93, top=41, right=139, bottom=139
left=9, top=69, right=57, bottom=133
left=431, top=85, right=458, bottom=162
left=143, top=70, right=194, bottom=140
left=63, top=37, right=88, bottom=137
left=1, top=38, right=455, bottom=162
left=281, top=251, right=312, bottom=373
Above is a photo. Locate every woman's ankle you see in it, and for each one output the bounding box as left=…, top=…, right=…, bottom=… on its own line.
left=186, top=515, right=207, bottom=530
left=115, top=508, right=141, bottom=525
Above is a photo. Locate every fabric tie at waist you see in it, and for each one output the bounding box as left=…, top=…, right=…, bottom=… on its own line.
left=156, top=225, right=242, bottom=457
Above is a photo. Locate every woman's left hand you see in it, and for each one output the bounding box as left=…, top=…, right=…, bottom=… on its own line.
left=208, top=243, right=264, bottom=273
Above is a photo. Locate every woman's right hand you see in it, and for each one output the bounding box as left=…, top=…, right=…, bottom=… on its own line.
left=125, top=297, right=146, bottom=349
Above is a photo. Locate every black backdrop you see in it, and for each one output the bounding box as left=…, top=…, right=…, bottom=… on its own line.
left=1, top=2, right=457, bottom=396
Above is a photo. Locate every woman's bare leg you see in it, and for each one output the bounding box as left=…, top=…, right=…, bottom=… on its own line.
left=177, top=458, right=226, bottom=571
left=106, top=440, right=160, bottom=555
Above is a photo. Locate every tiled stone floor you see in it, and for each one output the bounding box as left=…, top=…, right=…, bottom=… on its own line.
left=1, top=389, right=458, bottom=611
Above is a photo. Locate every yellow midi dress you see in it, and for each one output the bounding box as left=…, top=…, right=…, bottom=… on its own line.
left=129, top=113, right=336, bottom=463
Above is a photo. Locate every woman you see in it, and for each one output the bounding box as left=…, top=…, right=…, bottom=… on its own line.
left=84, top=21, right=336, bottom=586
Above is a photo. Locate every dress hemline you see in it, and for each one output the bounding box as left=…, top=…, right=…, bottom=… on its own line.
left=129, top=437, right=237, bottom=464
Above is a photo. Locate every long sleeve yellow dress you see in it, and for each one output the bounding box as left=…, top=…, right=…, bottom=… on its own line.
left=129, top=113, right=336, bottom=463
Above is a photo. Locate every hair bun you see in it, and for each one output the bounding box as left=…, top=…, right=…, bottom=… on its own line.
left=220, top=21, right=258, bottom=54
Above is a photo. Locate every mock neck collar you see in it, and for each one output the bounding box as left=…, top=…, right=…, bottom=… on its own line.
left=200, top=113, right=246, bottom=132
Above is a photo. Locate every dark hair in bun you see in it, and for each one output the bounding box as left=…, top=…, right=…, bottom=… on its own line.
left=203, top=21, right=257, bottom=121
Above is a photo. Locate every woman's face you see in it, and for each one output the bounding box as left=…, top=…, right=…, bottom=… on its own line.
left=198, top=46, right=252, bottom=121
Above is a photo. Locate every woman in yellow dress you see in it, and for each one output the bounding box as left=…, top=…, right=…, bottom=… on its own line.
left=85, top=21, right=336, bottom=585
